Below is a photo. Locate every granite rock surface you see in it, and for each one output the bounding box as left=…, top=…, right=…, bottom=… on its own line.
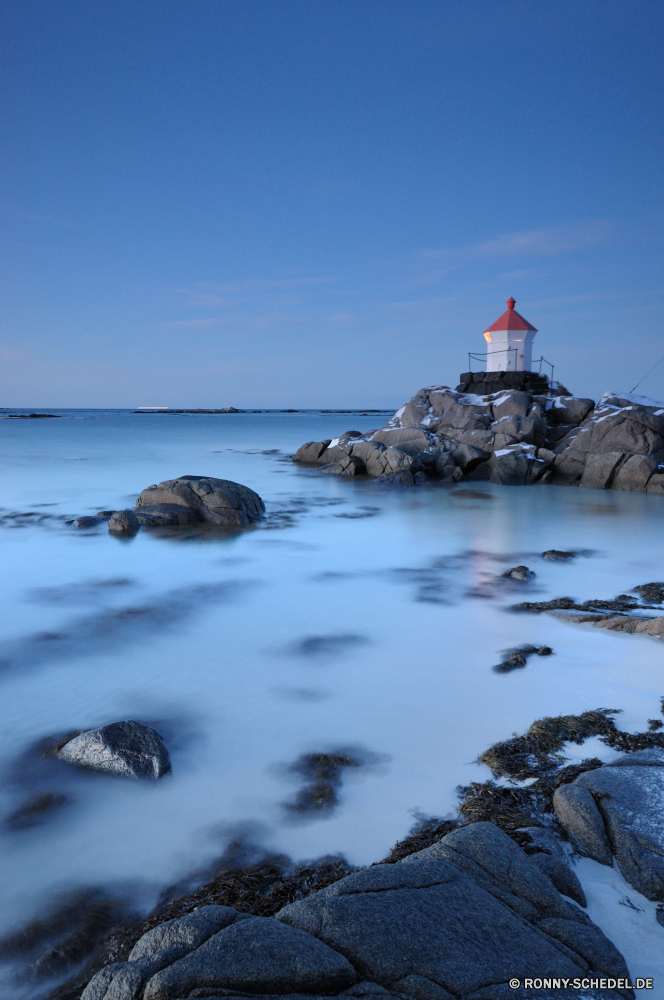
left=294, top=382, right=664, bottom=494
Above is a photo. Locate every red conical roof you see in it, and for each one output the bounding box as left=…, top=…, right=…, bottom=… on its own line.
left=483, top=297, right=537, bottom=333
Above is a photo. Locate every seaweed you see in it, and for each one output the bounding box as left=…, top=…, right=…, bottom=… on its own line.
left=634, top=582, right=664, bottom=604
left=457, top=758, right=606, bottom=835
left=284, top=751, right=363, bottom=815
left=0, top=888, right=134, bottom=982
left=493, top=644, right=553, bottom=673
left=477, top=709, right=621, bottom=781
left=378, top=814, right=458, bottom=863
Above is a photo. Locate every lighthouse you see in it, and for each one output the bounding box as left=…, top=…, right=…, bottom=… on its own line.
left=482, top=297, right=537, bottom=372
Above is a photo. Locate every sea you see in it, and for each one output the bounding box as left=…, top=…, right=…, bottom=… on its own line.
left=1, top=408, right=664, bottom=996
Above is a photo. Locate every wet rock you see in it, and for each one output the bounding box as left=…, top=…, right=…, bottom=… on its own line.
left=350, top=440, right=388, bottom=476
left=371, top=426, right=432, bottom=455
left=276, top=822, right=626, bottom=991
left=646, top=472, right=664, bottom=494
left=393, top=974, right=455, bottom=1000
left=555, top=754, right=664, bottom=900
left=503, top=565, right=536, bottom=582
left=108, top=510, right=140, bottom=533
left=592, top=614, right=664, bottom=638
left=70, top=515, right=110, bottom=528
left=293, top=441, right=332, bottom=463
left=373, top=470, right=416, bottom=487
left=136, top=476, right=264, bottom=526
left=541, top=549, right=576, bottom=561
left=133, top=504, right=199, bottom=527
left=56, top=721, right=171, bottom=779
left=450, top=442, right=489, bottom=474
left=633, top=582, right=664, bottom=603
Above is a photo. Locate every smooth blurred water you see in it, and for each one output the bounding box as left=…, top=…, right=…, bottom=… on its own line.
left=1, top=409, right=664, bottom=992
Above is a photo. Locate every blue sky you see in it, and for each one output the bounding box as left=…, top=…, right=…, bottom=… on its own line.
left=1, top=0, right=662, bottom=407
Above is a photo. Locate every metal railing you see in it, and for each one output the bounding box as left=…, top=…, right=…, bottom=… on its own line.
left=467, top=350, right=554, bottom=382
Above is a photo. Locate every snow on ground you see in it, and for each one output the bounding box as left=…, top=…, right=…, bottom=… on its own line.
left=574, top=855, right=664, bottom=995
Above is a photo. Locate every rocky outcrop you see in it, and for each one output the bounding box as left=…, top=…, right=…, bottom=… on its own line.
left=293, top=381, right=593, bottom=488
left=551, top=392, right=664, bottom=489
left=56, top=721, right=171, bottom=779
left=294, top=382, right=664, bottom=494
left=79, top=822, right=629, bottom=1000
left=554, top=749, right=664, bottom=901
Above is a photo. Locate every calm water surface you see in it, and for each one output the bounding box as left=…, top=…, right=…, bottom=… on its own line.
left=1, top=410, right=664, bottom=993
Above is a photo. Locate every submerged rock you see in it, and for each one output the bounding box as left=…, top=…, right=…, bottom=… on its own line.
left=5, top=792, right=68, bottom=830
left=503, top=565, right=536, bottom=582
left=493, top=644, right=552, bottom=673
left=56, top=721, right=171, bottom=779
left=69, top=515, right=111, bottom=529
left=108, top=509, right=140, bottom=533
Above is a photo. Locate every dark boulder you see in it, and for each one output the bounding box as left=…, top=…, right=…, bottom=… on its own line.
left=56, top=721, right=171, bottom=780
left=135, top=476, right=264, bottom=526
left=293, top=440, right=332, bottom=464
left=503, top=566, right=536, bottom=582
left=108, top=510, right=140, bottom=534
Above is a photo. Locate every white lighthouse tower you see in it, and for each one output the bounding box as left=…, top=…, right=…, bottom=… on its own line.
left=483, top=297, right=537, bottom=372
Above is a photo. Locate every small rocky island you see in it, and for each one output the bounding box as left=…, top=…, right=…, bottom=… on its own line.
left=294, top=370, right=664, bottom=493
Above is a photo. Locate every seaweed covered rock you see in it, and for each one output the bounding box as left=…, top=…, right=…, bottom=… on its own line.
left=554, top=749, right=664, bottom=900
left=56, top=721, right=171, bottom=780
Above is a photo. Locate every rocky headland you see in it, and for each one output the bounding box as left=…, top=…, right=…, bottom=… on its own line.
left=293, top=372, right=664, bottom=492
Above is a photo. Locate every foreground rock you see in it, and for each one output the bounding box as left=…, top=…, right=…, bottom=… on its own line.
left=56, top=721, right=171, bottom=779
left=79, top=822, right=628, bottom=1000
left=554, top=749, right=664, bottom=901
left=294, top=381, right=664, bottom=494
